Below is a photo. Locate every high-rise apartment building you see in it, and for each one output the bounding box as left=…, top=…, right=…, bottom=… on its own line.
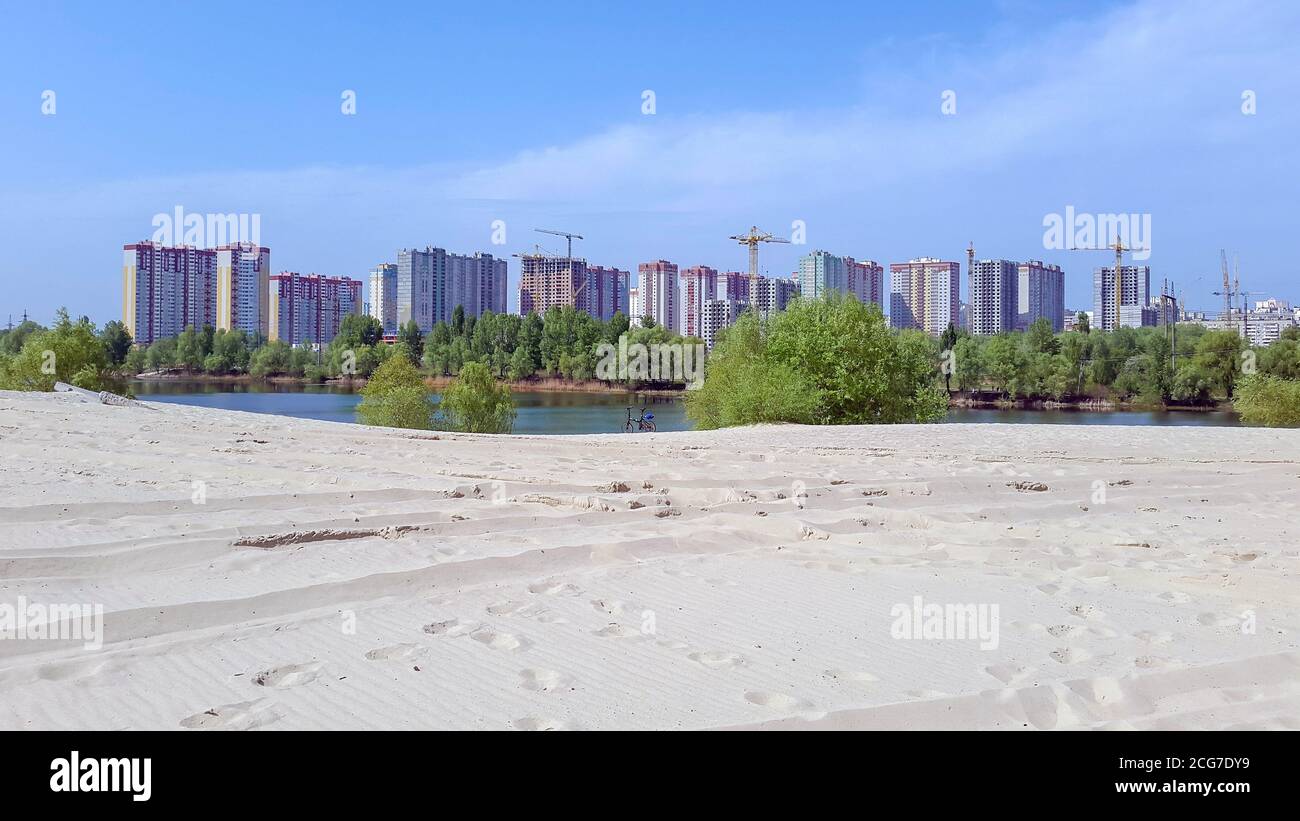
left=700, top=299, right=741, bottom=349
left=681, top=265, right=720, bottom=337
left=122, top=242, right=218, bottom=345
left=638, top=260, right=679, bottom=333
left=845, top=257, right=885, bottom=308
left=890, top=258, right=960, bottom=336
left=1092, top=265, right=1152, bottom=330
left=968, top=258, right=1019, bottom=335
left=755, top=275, right=799, bottom=319
left=1017, top=260, right=1066, bottom=332
left=268, top=273, right=363, bottom=347
left=718, top=271, right=751, bottom=305
left=580, top=265, right=632, bottom=321
left=797, top=250, right=847, bottom=299
left=518, top=253, right=585, bottom=318
left=447, top=252, right=508, bottom=319
left=216, top=242, right=271, bottom=337
left=398, top=247, right=507, bottom=331
left=369, top=263, right=398, bottom=335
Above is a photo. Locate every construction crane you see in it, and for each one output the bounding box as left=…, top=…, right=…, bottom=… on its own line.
left=1070, top=237, right=1148, bottom=331
left=534, top=228, right=586, bottom=305
left=1212, top=250, right=1238, bottom=321
left=729, top=226, right=790, bottom=307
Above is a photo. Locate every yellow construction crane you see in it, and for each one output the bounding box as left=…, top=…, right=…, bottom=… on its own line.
left=1212, top=249, right=1238, bottom=321
left=729, top=225, right=790, bottom=307
left=1070, top=237, right=1147, bottom=330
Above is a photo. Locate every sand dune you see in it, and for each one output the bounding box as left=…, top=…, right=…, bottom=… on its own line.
left=0, top=389, right=1297, bottom=730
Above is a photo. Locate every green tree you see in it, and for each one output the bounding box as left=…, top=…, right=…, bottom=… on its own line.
left=688, top=294, right=944, bottom=428
left=0, top=309, right=110, bottom=391
left=1194, top=330, right=1245, bottom=398
left=685, top=313, right=822, bottom=429
left=335, top=313, right=384, bottom=350
left=1075, top=312, right=1090, bottom=334
left=397, top=320, right=424, bottom=364
left=100, top=320, right=133, bottom=367
left=175, top=325, right=204, bottom=371
left=953, top=336, right=987, bottom=392
left=357, top=355, right=434, bottom=429
left=436, top=361, right=516, bottom=433
left=1026, top=318, right=1060, bottom=355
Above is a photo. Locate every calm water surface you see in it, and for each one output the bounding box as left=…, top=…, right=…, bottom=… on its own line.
left=130, top=381, right=1241, bottom=433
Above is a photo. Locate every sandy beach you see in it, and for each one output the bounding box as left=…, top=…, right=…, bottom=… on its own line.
left=0, top=388, right=1297, bottom=730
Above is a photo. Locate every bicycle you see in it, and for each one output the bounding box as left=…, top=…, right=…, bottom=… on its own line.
left=623, top=406, right=657, bottom=433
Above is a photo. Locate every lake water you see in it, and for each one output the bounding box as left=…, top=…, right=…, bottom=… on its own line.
left=129, top=381, right=1242, bottom=433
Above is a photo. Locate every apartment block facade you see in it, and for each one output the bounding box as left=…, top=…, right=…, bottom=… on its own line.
left=681, top=265, right=720, bottom=338
left=845, top=257, right=885, bottom=308
left=368, top=263, right=398, bottom=334
left=1017, top=260, right=1066, bottom=332
left=268, top=273, right=363, bottom=347
left=638, top=260, right=679, bottom=333
left=398, top=247, right=508, bottom=331
left=215, top=242, right=271, bottom=337
left=121, top=242, right=218, bottom=345
left=968, top=259, right=1019, bottom=336
left=518, top=253, right=584, bottom=318
left=889, top=258, right=960, bottom=336
left=580, top=265, right=632, bottom=321
left=1092, top=265, right=1152, bottom=330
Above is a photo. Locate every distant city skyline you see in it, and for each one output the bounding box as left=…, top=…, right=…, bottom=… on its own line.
left=2, top=0, right=1298, bottom=328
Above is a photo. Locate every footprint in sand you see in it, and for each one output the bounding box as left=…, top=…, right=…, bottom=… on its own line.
left=365, top=644, right=426, bottom=661
left=985, top=663, right=1036, bottom=686
left=1069, top=604, right=1105, bottom=621
left=527, top=580, right=584, bottom=597
left=745, top=691, right=813, bottom=711
left=592, top=623, right=636, bottom=638
left=252, top=662, right=323, bottom=688
left=1046, top=624, right=1084, bottom=638
left=180, top=700, right=278, bottom=730
left=422, top=618, right=478, bottom=637
left=1157, top=590, right=1192, bottom=604
left=688, top=651, right=744, bottom=670
left=590, top=598, right=626, bottom=616
left=470, top=626, right=529, bottom=652
left=519, top=668, right=570, bottom=692
left=1050, top=647, right=1091, bottom=665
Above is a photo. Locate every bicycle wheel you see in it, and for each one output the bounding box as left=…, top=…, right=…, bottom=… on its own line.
left=644, top=420, right=657, bottom=432
left=624, top=420, right=635, bottom=433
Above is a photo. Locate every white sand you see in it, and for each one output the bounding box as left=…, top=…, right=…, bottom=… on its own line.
left=1, top=389, right=1297, bottom=730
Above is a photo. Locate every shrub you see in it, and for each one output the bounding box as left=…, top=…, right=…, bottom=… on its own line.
left=437, top=361, right=516, bottom=433
left=1235, top=375, right=1300, bottom=427
left=356, top=356, right=434, bottom=430
left=687, top=295, right=946, bottom=429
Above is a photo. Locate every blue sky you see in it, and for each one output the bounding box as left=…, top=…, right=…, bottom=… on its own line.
left=1, top=0, right=1296, bottom=327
